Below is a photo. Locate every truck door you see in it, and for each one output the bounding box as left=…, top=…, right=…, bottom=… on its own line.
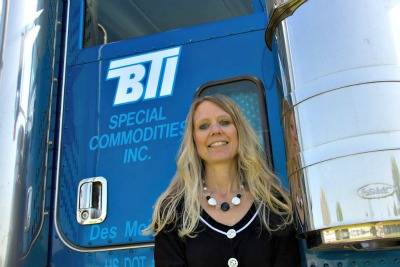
left=51, top=0, right=287, bottom=266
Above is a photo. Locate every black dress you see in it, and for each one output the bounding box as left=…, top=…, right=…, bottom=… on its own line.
left=155, top=203, right=301, bottom=267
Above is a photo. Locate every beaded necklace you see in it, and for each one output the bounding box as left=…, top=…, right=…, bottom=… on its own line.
left=203, top=183, right=244, bottom=212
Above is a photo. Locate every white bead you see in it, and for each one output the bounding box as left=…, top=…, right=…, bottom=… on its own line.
left=231, top=196, right=241, bottom=206
left=208, top=197, right=217, bottom=206
left=226, top=229, right=237, bottom=239
left=227, top=257, right=238, bottom=267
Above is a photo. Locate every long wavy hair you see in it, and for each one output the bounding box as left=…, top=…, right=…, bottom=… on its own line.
left=146, top=94, right=292, bottom=237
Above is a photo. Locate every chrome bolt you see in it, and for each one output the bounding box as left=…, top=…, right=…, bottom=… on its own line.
left=81, top=210, right=89, bottom=220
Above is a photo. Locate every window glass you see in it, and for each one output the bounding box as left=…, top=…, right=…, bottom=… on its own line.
left=199, top=79, right=270, bottom=157
left=84, top=0, right=254, bottom=47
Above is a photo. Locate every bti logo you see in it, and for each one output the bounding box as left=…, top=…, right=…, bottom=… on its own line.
left=107, top=46, right=181, bottom=105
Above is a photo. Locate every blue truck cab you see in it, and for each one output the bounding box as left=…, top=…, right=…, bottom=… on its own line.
left=1, top=0, right=400, bottom=266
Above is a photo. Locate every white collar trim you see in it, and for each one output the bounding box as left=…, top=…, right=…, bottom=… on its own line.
left=199, top=205, right=261, bottom=238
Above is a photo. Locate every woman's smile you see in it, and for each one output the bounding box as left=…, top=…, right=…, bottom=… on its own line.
left=208, top=141, right=229, bottom=147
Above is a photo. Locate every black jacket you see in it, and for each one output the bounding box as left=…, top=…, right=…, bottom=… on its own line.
left=155, top=203, right=301, bottom=267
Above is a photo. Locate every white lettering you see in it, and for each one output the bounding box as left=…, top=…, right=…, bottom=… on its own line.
left=107, top=47, right=181, bottom=105
left=107, top=64, right=145, bottom=104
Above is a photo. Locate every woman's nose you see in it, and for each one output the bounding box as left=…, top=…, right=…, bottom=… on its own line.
left=210, top=123, right=222, bottom=135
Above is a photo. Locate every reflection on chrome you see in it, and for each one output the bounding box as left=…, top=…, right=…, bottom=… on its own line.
left=0, top=0, right=59, bottom=265
left=270, top=0, right=400, bottom=248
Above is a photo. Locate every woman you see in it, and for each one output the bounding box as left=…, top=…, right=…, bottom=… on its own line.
left=147, top=94, right=300, bottom=267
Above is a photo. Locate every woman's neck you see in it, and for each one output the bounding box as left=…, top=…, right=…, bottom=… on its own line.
left=204, top=162, right=240, bottom=195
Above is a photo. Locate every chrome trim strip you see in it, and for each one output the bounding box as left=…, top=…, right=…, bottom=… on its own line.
left=321, top=220, right=400, bottom=244
left=54, top=0, right=155, bottom=252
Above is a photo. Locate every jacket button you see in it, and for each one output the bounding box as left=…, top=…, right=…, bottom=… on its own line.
left=226, top=229, right=236, bottom=239
left=227, top=257, right=238, bottom=267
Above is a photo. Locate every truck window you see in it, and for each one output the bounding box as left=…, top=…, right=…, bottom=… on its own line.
left=198, top=78, right=272, bottom=164
left=84, top=0, right=254, bottom=47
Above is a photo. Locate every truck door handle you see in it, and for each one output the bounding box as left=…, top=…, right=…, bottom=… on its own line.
left=76, top=176, right=107, bottom=225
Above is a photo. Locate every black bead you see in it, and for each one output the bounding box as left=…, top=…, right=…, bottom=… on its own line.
left=220, top=202, right=230, bottom=212
left=237, top=194, right=242, bottom=198
left=206, top=196, right=211, bottom=200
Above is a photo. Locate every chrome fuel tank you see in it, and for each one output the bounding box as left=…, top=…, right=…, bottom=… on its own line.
left=267, top=0, right=400, bottom=248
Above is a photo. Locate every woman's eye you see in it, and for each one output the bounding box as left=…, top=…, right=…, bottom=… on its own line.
left=198, top=123, right=209, bottom=130
left=219, top=120, right=231, bottom=126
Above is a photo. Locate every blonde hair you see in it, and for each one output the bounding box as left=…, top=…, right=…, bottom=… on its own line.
left=146, top=94, right=292, bottom=237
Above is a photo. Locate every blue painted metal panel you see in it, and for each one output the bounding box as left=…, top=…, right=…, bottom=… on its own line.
left=57, top=28, right=278, bottom=248
left=305, top=249, right=400, bottom=267
left=51, top=241, right=155, bottom=267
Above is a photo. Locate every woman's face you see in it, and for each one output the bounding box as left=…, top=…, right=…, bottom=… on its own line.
left=193, top=101, right=239, bottom=165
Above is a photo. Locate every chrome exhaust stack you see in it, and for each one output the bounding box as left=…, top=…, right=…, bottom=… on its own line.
left=266, top=0, right=400, bottom=249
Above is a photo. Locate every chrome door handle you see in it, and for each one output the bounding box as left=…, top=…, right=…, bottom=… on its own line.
left=76, top=176, right=107, bottom=225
